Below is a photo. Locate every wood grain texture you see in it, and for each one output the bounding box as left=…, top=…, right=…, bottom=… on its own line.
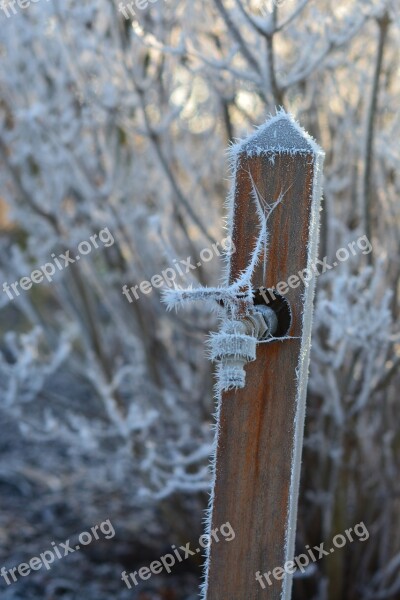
left=206, top=139, right=322, bottom=599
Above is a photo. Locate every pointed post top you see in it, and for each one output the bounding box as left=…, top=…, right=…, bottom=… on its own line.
left=232, top=109, right=324, bottom=160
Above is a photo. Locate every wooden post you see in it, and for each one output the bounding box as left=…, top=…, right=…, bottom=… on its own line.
left=205, top=114, right=324, bottom=599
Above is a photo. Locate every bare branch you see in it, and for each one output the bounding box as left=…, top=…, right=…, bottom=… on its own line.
left=214, top=0, right=261, bottom=74
left=362, top=13, right=391, bottom=264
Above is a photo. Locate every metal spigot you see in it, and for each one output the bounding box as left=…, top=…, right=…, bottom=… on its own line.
left=208, top=305, right=278, bottom=391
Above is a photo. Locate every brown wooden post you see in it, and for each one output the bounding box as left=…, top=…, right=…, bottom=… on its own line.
left=204, top=114, right=324, bottom=599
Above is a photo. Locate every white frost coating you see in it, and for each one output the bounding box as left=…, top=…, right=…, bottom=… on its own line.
left=225, top=107, right=322, bottom=285
left=208, top=330, right=257, bottom=362
left=199, top=393, right=220, bottom=600
left=163, top=109, right=324, bottom=600
left=229, top=107, right=322, bottom=163
left=281, top=147, right=324, bottom=600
